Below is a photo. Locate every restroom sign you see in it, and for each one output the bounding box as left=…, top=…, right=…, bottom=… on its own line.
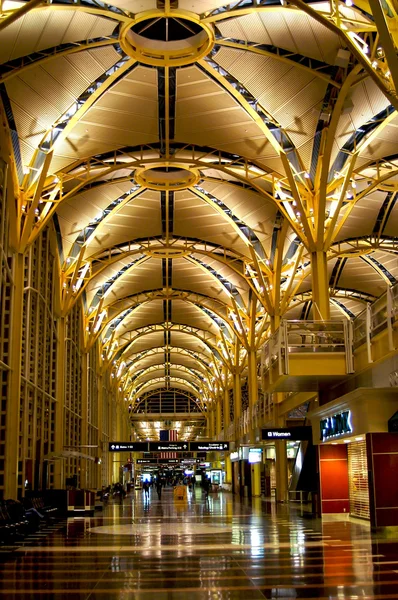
left=320, top=410, right=352, bottom=441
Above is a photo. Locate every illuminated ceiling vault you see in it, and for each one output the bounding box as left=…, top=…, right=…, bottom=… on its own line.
left=1, top=0, right=397, bottom=439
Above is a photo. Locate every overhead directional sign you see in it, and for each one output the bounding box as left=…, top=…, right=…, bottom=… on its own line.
left=109, top=441, right=231, bottom=453
left=108, top=442, right=148, bottom=452
left=149, top=442, right=189, bottom=452
left=137, top=458, right=181, bottom=464
left=190, top=442, right=230, bottom=451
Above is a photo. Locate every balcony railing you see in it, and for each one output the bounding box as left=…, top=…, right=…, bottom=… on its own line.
left=216, top=284, right=398, bottom=442
left=353, top=282, right=397, bottom=360
left=261, top=319, right=353, bottom=378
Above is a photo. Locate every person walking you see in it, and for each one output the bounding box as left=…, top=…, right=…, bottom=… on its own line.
left=142, top=481, right=150, bottom=499
left=156, top=478, right=162, bottom=500
left=203, top=476, right=210, bottom=501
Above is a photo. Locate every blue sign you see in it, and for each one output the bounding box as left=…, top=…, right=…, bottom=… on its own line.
left=320, top=410, right=352, bottom=441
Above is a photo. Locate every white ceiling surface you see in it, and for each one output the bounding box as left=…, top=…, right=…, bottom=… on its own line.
left=1, top=1, right=397, bottom=403
left=0, top=9, right=117, bottom=63
left=7, top=46, right=121, bottom=167
left=214, top=9, right=342, bottom=64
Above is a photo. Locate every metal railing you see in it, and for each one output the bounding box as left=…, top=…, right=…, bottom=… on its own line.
left=261, top=319, right=353, bottom=378
left=216, top=284, right=398, bottom=443
left=353, top=282, right=398, bottom=360
left=260, top=282, right=398, bottom=384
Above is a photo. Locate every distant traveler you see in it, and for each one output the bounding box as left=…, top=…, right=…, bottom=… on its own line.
left=156, top=479, right=162, bottom=500
left=142, top=481, right=150, bottom=498
left=203, top=477, right=210, bottom=500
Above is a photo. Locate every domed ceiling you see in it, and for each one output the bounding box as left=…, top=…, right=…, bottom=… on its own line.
left=1, top=0, right=397, bottom=438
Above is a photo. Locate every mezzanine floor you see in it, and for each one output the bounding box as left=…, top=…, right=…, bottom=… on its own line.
left=1, top=487, right=398, bottom=600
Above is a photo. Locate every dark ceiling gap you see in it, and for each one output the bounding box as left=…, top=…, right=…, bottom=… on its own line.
left=158, top=67, right=166, bottom=155
left=162, top=257, right=167, bottom=287
left=373, top=191, right=397, bottom=237
left=329, top=257, right=347, bottom=292
left=300, top=301, right=312, bottom=320
left=132, top=16, right=201, bottom=42
left=158, top=67, right=176, bottom=155
left=161, top=191, right=167, bottom=236
left=168, top=192, right=174, bottom=237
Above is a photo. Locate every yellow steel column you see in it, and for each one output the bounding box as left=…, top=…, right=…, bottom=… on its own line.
left=206, top=410, right=210, bottom=438
left=269, top=302, right=289, bottom=506
left=247, top=351, right=258, bottom=444
left=368, top=0, right=398, bottom=92
left=274, top=411, right=289, bottom=503
left=5, top=252, right=24, bottom=498
left=80, top=350, right=89, bottom=489
left=270, top=314, right=280, bottom=334
left=311, top=251, right=330, bottom=320
left=247, top=351, right=258, bottom=408
left=113, top=397, right=120, bottom=483
left=216, top=397, right=222, bottom=437
left=54, top=316, right=65, bottom=489
left=248, top=293, right=258, bottom=410
left=209, top=407, right=215, bottom=438
left=225, top=454, right=232, bottom=485
left=275, top=440, right=288, bottom=503
left=251, top=462, right=261, bottom=497
left=233, top=337, right=242, bottom=437
left=96, top=365, right=103, bottom=489
left=223, top=379, right=230, bottom=435
left=107, top=382, right=113, bottom=485
left=233, top=369, right=241, bottom=435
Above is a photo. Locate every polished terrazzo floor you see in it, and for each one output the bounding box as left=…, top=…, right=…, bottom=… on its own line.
left=1, top=486, right=398, bottom=599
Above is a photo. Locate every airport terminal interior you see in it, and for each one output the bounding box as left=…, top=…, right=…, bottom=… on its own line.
left=0, top=0, right=398, bottom=597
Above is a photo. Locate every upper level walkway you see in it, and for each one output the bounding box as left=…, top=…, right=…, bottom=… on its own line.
left=220, top=283, right=398, bottom=441
left=261, top=282, right=398, bottom=393
left=1, top=487, right=397, bottom=599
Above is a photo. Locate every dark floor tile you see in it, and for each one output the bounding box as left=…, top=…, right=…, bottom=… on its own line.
left=0, top=491, right=395, bottom=600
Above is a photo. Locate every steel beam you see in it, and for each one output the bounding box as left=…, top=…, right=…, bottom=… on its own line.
left=311, top=250, right=330, bottom=320
left=4, top=253, right=24, bottom=498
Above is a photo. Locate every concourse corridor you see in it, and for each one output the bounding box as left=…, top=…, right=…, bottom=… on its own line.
left=1, top=489, right=398, bottom=600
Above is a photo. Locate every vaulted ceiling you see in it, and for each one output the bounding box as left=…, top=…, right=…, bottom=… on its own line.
left=1, top=0, right=397, bottom=437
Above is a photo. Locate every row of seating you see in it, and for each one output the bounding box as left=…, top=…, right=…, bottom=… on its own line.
left=23, top=496, right=58, bottom=518
left=0, top=497, right=58, bottom=545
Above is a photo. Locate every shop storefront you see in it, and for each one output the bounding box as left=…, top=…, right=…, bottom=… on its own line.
left=230, top=448, right=258, bottom=497
left=310, top=388, right=398, bottom=525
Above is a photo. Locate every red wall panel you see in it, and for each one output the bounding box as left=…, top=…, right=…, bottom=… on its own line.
left=370, top=433, right=398, bottom=454
left=367, top=433, right=398, bottom=527
left=319, top=444, right=350, bottom=514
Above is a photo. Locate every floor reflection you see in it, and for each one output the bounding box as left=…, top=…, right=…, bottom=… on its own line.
left=0, top=486, right=397, bottom=599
